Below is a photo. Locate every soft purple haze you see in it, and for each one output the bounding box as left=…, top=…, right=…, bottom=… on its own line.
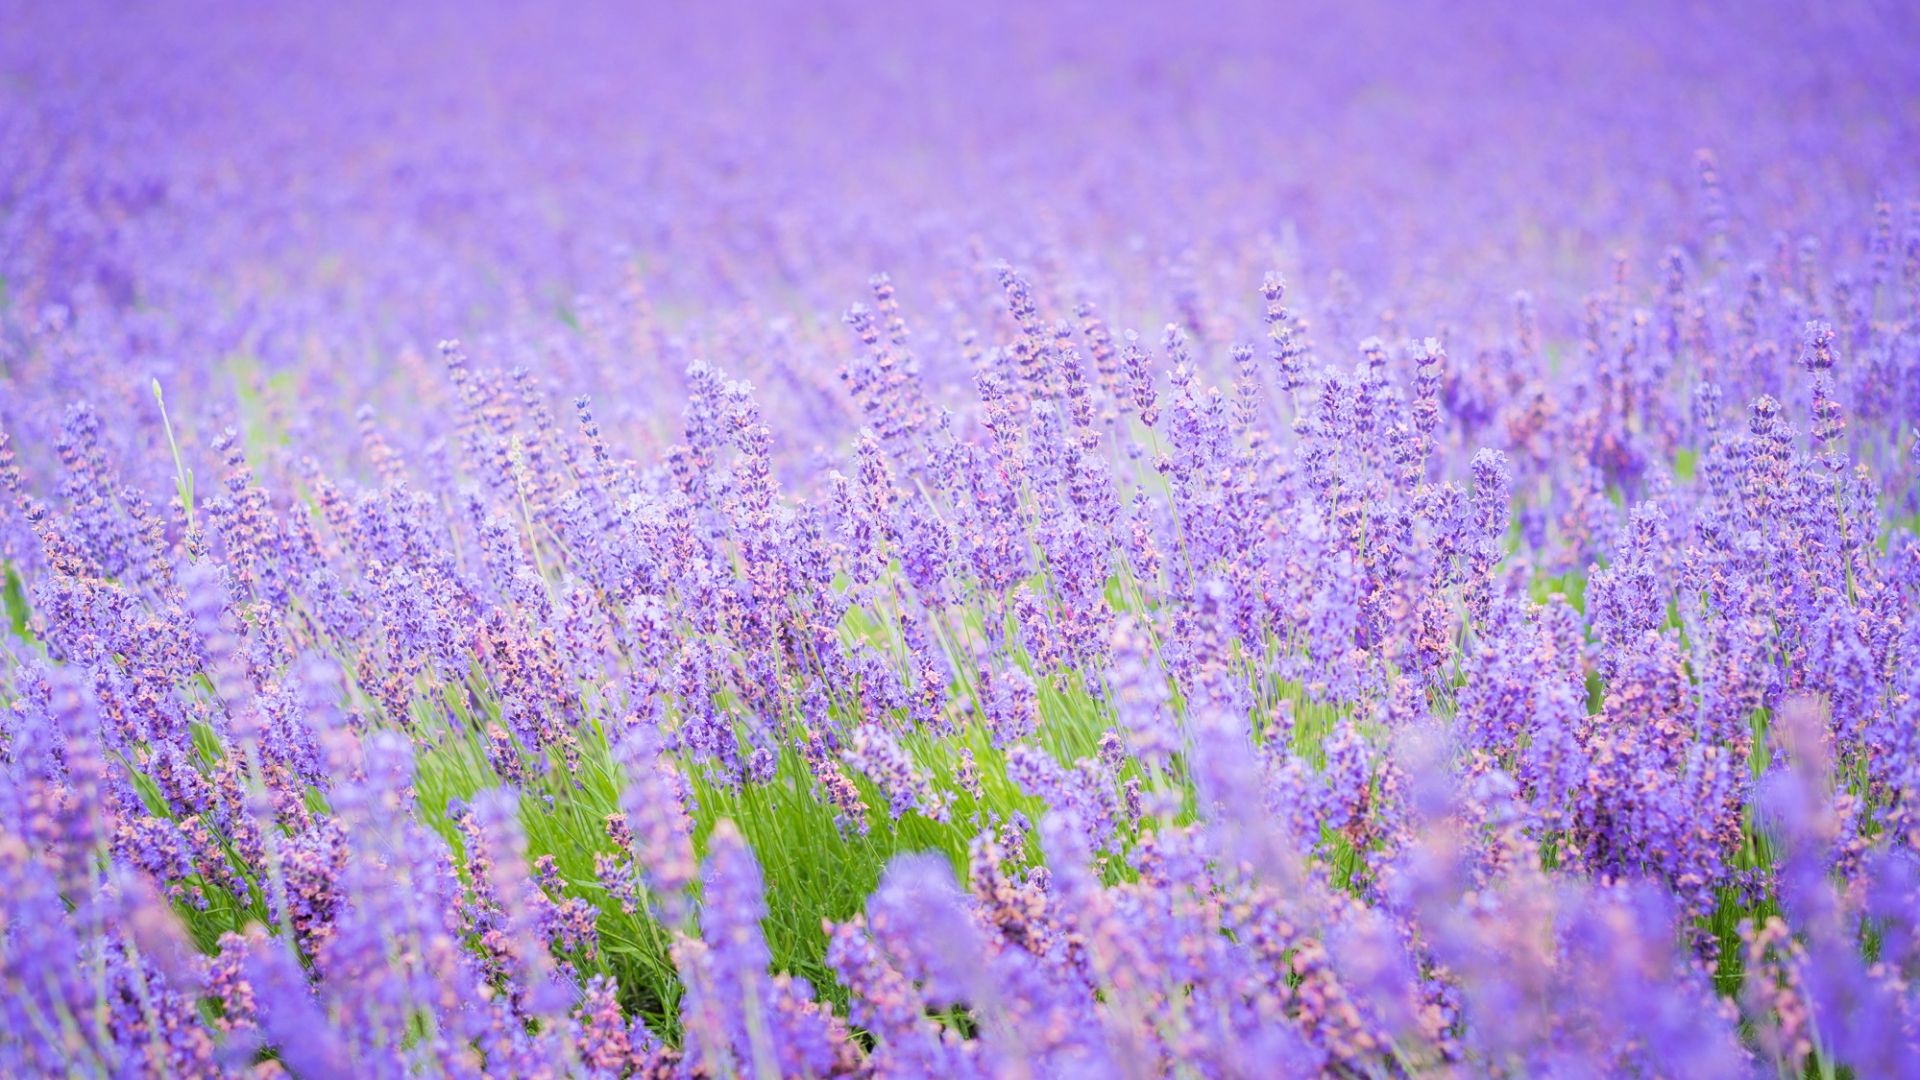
left=3, top=1, right=1920, bottom=1075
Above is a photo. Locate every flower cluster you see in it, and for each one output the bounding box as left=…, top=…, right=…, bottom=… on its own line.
left=4, top=1, right=1920, bottom=1076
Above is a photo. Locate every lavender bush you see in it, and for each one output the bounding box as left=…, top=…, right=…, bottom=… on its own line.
left=4, top=1, right=1920, bottom=1075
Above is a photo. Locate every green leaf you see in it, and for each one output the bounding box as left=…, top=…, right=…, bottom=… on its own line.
left=1, top=561, right=29, bottom=641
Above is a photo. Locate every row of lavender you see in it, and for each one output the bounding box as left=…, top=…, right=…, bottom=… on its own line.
left=7, top=1, right=1920, bottom=1076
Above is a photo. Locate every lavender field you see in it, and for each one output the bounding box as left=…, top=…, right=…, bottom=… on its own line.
left=5, top=1, right=1920, bottom=1075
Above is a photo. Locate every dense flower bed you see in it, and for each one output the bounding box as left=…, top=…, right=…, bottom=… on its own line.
left=4, top=1, right=1920, bottom=1075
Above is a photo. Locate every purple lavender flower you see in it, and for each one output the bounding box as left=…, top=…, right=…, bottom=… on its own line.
left=5, top=4, right=1920, bottom=1073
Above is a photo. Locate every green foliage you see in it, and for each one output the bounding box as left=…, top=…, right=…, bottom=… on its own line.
left=2, top=561, right=30, bottom=640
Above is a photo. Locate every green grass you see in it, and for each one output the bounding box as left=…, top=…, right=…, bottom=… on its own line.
left=2, top=560, right=30, bottom=641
